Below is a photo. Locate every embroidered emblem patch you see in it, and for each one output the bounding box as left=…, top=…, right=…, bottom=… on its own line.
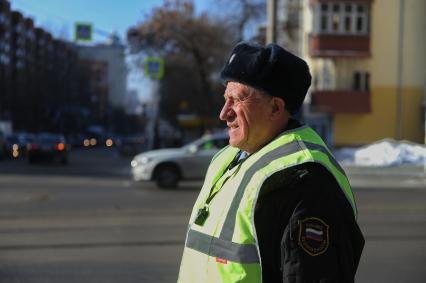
left=298, top=217, right=329, bottom=256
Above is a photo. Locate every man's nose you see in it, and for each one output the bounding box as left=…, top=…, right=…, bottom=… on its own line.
left=219, top=100, right=232, bottom=121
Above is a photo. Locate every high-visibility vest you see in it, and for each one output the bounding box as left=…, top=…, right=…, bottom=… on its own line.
left=177, top=125, right=357, bottom=283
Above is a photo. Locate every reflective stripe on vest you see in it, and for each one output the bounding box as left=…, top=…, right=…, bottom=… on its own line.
left=186, top=229, right=259, bottom=263
left=178, top=126, right=357, bottom=283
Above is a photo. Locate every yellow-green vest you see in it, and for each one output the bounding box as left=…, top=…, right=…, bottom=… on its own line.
left=177, top=125, right=357, bottom=283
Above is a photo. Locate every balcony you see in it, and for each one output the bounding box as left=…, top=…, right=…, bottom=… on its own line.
left=310, top=90, right=371, bottom=113
left=309, top=34, right=370, bottom=58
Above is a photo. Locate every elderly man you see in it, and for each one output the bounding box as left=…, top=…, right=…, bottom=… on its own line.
left=178, top=42, right=364, bottom=283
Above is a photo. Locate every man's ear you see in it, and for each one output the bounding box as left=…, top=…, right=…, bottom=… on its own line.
left=270, top=97, right=285, bottom=120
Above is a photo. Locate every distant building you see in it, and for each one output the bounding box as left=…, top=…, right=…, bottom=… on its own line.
left=77, top=43, right=127, bottom=109
left=78, top=59, right=109, bottom=122
left=268, top=0, right=426, bottom=146
left=0, top=0, right=80, bottom=132
left=0, top=0, right=12, bottom=119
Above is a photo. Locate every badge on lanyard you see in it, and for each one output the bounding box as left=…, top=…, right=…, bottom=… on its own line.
left=194, top=151, right=245, bottom=226
left=194, top=206, right=209, bottom=226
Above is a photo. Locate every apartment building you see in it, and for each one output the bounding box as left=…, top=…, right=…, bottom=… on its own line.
left=0, top=0, right=81, bottom=132
left=269, top=0, right=425, bottom=146
left=0, top=0, right=12, bottom=119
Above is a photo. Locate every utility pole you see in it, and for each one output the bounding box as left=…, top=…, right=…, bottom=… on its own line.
left=267, top=0, right=277, bottom=43
left=423, top=85, right=426, bottom=174
left=396, top=0, right=405, bottom=140
left=143, top=57, right=164, bottom=150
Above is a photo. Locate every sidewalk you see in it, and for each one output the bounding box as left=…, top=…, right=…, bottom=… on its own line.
left=343, top=164, right=426, bottom=189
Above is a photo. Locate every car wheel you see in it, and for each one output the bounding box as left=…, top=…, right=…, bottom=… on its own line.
left=155, top=165, right=180, bottom=188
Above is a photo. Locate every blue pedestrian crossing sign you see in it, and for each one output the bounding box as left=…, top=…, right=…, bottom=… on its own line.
left=144, top=57, right=164, bottom=80
left=75, top=22, right=93, bottom=42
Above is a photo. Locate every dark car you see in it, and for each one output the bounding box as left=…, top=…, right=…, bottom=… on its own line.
left=5, top=133, right=35, bottom=158
left=27, top=133, right=70, bottom=164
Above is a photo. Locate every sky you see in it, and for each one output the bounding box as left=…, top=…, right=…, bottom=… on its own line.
left=9, top=0, right=211, bottom=43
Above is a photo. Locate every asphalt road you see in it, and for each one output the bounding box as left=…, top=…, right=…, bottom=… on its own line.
left=0, top=148, right=425, bottom=283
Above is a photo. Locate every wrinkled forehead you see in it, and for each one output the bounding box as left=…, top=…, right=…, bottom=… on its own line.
left=224, top=82, right=264, bottom=99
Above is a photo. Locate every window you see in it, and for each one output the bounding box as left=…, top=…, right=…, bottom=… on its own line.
left=17, top=37, right=25, bottom=47
left=27, top=31, right=34, bottom=39
left=15, top=23, right=24, bottom=33
left=332, top=13, right=340, bottom=32
left=345, top=4, right=352, bottom=13
left=16, top=60, right=24, bottom=69
left=321, top=14, right=328, bottom=30
left=315, top=2, right=369, bottom=35
left=3, top=43, right=10, bottom=52
left=353, top=71, right=370, bottom=91
left=356, top=16, right=364, bottom=32
left=344, top=15, right=351, bottom=32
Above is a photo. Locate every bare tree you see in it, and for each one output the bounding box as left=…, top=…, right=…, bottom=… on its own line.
left=127, top=0, right=234, bottom=120
left=209, top=0, right=266, bottom=42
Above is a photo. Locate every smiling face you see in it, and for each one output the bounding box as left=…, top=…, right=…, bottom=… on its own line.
left=219, top=82, right=276, bottom=153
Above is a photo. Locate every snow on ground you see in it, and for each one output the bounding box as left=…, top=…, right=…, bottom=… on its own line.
left=334, top=139, right=426, bottom=167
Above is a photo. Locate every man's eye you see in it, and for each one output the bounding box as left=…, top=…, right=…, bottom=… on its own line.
left=224, top=94, right=249, bottom=104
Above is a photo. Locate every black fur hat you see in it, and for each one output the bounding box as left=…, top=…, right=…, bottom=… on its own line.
left=220, top=42, right=312, bottom=114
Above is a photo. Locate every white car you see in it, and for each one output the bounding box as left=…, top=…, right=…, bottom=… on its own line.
left=131, top=133, right=229, bottom=188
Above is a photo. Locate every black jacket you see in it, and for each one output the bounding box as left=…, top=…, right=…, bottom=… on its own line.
left=253, top=122, right=364, bottom=283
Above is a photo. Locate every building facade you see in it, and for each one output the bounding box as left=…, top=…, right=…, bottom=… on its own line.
left=0, top=0, right=12, bottom=119
left=77, top=59, right=109, bottom=123
left=269, top=0, right=426, bottom=146
left=77, top=43, right=127, bottom=109
left=0, top=0, right=81, bottom=133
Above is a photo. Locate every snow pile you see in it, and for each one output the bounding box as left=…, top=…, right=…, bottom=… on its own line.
left=334, top=139, right=426, bottom=167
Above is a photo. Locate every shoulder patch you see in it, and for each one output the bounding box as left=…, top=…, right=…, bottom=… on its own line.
left=298, top=217, right=329, bottom=256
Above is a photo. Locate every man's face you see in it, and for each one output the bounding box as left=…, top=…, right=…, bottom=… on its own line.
left=219, top=82, right=273, bottom=153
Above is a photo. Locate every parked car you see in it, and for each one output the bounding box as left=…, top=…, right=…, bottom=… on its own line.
left=131, top=133, right=229, bottom=188
left=27, top=133, right=70, bottom=164
left=4, top=132, right=35, bottom=158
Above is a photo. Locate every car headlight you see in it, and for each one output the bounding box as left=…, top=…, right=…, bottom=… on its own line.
left=131, top=156, right=151, bottom=168
left=139, top=156, right=152, bottom=164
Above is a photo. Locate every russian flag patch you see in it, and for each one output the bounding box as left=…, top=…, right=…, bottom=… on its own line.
left=298, top=217, right=329, bottom=256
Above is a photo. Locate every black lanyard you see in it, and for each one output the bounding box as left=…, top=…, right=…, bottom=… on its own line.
left=194, top=151, right=248, bottom=226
